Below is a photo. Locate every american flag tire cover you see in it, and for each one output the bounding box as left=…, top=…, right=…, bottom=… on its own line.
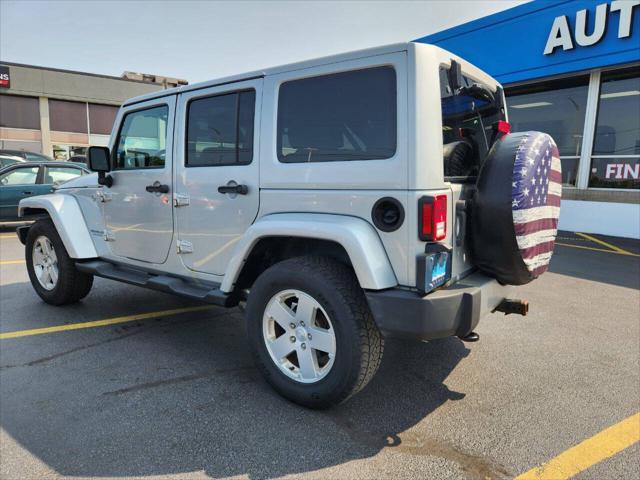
left=511, top=132, right=562, bottom=277
left=470, top=131, right=561, bottom=285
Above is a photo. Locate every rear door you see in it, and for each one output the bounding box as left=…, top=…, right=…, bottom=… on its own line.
left=174, top=79, right=261, bottom=275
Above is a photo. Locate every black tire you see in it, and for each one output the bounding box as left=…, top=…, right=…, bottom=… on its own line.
left=246, top=256, right=384, bottom=409
left=25, top=219, right=94, bottom=305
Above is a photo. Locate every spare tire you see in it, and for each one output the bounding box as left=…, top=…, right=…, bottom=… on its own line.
left=443, top=140, right=475, bottom=177
left=471, top=131, right=562, bottom=285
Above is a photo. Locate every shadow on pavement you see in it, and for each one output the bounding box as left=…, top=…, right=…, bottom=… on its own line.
left=0, top=282, right=485, bottom=479
left=549, top=243, right=640, bottom=290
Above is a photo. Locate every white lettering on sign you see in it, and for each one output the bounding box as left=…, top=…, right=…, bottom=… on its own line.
left=611, top=0, right=640, bottom=37
left=544, top=15, right=574, bottom=54
left=605, top=163, right=640, bottom=180
left=575, top=3, right=608, bottom=46
left=544, top=0, right=639, bottom=55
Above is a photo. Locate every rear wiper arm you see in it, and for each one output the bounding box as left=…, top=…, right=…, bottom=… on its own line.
left=458, top=83, right=495, bottom=104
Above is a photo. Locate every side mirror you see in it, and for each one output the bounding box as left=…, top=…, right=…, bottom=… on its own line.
left=87, top=146, right=110, bottom=172
left=87, top=146, right=113, bottom=187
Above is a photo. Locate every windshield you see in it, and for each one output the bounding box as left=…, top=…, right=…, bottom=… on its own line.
left=439, top=66, right=505, bottom=181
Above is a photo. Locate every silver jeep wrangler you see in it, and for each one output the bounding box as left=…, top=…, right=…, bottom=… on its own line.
left=18, top=43, right=561, bottom=408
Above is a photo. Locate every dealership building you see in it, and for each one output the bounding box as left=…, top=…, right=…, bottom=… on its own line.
left=0, top=63, right=186, bottom=161
left=417, top=0, right=640, bottom=238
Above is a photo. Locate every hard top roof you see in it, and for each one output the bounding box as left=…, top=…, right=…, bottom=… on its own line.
left=122, top=42, right=414, bottom=107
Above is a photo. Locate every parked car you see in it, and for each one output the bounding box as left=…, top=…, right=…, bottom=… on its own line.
left=17, top=43, right=561, bottom=408
left=68, top=155, right=87, bottom=164
left=0, top=154, right=26, bottom=168
left=0, top=149, right=55, bottom=162
left=0, top=161, right=89, bottom=221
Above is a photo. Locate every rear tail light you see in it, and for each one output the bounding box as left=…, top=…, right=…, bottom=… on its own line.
left=496, top=120, right=511, bottom=135
left=419, top=195, right=447, bottom=242
left=490, top=120, right=511, bottom=146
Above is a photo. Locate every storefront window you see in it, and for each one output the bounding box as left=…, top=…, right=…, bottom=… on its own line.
left=52, top=144, right=87, bottom=162
left=506, top=76, right=589, bottom=186
left=0, top=94, right=40, bottom=130
left=49, top=99, right=88, bottom=133
left=89, top=103, right=119, bottom=135
left=589, top=68, right=640, bottom=189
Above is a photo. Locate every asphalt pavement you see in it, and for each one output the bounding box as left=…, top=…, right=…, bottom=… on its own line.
left=1, top=226, right=638, bottom=480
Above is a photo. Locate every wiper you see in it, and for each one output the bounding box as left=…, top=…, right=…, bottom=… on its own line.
left=448, top=59, right=497, bottom=105
left=458, top=83, right=495, bottom=104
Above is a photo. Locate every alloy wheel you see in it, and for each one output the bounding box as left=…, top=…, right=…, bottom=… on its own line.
left=262, top=289, right=336, bottom=384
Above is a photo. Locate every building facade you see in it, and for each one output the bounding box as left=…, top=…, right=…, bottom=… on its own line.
left=0, top=63, right=186, bottom=161
left=416, top=0, right=640, bottom=238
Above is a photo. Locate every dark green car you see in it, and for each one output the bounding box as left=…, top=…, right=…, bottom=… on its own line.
left=0, top=162, right=89, bottom=221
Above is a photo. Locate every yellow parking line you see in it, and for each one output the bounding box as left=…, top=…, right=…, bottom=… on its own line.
left=515, top=412, right=640, bottom=480
left=576, top=232, right=636, bottom=256
left=0, top=234, right=17, bottom=239
left=0, top=305, right=214, bottom=339
left=0, top=259, right=25, bottom=265
left=555, top=242, right=640, bottom=257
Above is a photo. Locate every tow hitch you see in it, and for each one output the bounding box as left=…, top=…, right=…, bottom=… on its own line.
left=494, top=299, right=529, bottom=316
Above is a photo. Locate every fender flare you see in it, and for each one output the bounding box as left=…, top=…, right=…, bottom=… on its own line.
left=19, top=194, right=98, bottom=259
left=220, top=213, right=398, bottom=293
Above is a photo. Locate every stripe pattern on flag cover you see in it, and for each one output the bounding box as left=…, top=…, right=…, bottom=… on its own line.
left=511, top=132, right=562, bottom=277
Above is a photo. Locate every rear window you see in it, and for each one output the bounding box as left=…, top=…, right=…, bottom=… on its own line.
left=277, top=66, right=396, bottom=163
left=440, top=67, right=504, bottom=181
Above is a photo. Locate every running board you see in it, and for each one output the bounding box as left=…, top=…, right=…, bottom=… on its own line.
left=75, top=260, right=237, bottom=307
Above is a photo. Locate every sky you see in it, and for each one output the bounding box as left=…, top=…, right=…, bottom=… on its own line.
left=0, top=0, right=527, bottom=84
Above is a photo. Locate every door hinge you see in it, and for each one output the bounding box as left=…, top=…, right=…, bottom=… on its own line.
left=94, top=190, right=113, bottom=203
left=103, top=229, right=115, bottom=242
left=173, top=193, right=190, bottom=207
left=176, top=239, right=193, bottom=254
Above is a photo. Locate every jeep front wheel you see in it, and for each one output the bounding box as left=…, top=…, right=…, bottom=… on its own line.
left=246, top=256, right=384, bottom=409
left=25, top=219, right=94, bottom=305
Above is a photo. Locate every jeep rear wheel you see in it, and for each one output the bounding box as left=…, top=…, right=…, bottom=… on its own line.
left=25, top=219, right=94, bottom=305
left=246, top=256, right=384, bottom=409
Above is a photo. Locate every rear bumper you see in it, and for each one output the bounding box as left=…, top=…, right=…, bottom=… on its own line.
left=365, top=272, right=511, bottom=341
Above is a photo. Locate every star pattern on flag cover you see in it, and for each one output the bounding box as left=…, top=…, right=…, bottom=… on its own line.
left=511, top=132, right=562, bottom=277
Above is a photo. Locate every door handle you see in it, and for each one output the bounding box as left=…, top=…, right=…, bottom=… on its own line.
left=22, top=191, right=33, bottom=195
left=218, top=184, right=248, bottom=195
left=145, top=182, right=170, bottom=194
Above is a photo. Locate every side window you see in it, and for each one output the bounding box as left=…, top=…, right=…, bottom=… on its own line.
left=25, top=153, right=47, bottom=162
left=277, top=66, right=396, bottom=163
left=0, top=166, right=39, bottom=185
left=186, top=90, right=255, bottom=167
left=115, top=105, right=168, bottom=169
left=45, top=166, right=84, bottom=184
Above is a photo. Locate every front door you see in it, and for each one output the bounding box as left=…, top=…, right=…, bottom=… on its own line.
left=174, top=80, right=261, bottom=275
left=102, top=98, right=175, bottom=264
